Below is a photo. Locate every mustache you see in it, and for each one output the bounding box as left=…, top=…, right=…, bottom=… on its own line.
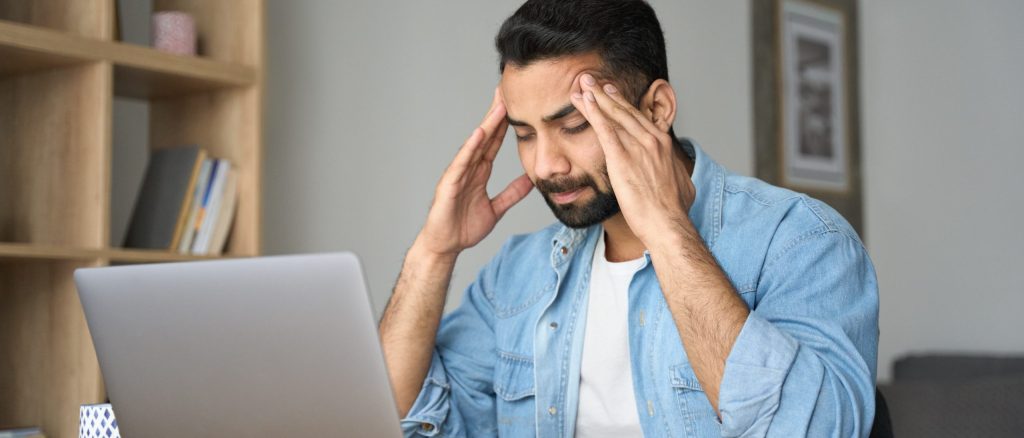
left=535, top=174, right=597, bottom=195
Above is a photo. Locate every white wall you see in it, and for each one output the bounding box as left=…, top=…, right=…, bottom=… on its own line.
left=860, top=0, right=1024, bottom=380
left=261, top=0, right=1024, bottom=382
left=263, top=0, right=752, bottom=314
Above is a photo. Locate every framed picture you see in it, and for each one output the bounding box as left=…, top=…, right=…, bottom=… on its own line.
left=753, top=0, right=863, bottom=235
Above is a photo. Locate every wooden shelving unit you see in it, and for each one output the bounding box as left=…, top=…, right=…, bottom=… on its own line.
left=0, top=1, right=264, bottom=436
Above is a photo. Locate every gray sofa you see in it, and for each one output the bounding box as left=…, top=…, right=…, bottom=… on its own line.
left=877, top=354, right=1024, bottom=437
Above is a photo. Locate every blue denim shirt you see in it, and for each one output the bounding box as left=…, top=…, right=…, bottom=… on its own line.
left=401, top=140, right=879, bottom=437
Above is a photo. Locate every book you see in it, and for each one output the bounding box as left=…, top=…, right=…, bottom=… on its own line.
left=192, top=159, right=231, bottom=254
left=123, top=146, right=207, bottom=250
left=185, top=158, right=221, bottom=253
left=207, top=168, right=239, bottom=255
left=169, top=152, right=210, bottom=249
left=0, top=427, right=44, bottom=438
left=177, top=158, right=214, bottom=254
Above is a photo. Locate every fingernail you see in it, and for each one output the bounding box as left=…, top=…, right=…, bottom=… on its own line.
left=604, top=84, right=618, bottom=94
left=584, top=91, right=596, bottom=102
left=571, top=92, right=583, bottom=101
left=582, top=74, right=595, bottom=86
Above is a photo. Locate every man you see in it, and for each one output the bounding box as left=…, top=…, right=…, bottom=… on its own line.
left=379, top=1, right=878, bottom=437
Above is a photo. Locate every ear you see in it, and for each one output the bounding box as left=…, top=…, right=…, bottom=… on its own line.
left=639, top=79, right=677, bottom=133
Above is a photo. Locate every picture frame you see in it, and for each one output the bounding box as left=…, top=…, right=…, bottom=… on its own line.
left=753, top=0, right=863, bottom=235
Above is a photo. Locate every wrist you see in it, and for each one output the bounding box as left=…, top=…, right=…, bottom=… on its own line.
left=647, top=216, right=701, bottom=259
left=409, top=235, right=460, bottom=269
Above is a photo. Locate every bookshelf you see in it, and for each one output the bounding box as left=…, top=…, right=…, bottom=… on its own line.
left=0, top=1, right=263, bottom=437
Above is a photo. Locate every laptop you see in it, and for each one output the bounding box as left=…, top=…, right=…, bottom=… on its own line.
left=74, top=253, right=403, bottom=437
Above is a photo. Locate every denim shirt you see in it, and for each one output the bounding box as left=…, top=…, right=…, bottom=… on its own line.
left=401, top=139, right=879, bottom=437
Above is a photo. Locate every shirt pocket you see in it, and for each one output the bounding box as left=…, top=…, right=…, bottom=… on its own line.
left=669, top=362, right=722, bottom=435
left=494, top=351, right=536, bottom=436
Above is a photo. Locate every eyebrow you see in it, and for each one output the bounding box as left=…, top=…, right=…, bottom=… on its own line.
left=506, top=103, right=579, bottom=127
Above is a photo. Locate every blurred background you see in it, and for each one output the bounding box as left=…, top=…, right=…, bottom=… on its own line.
left=108, top=0, right=1024, bottom=386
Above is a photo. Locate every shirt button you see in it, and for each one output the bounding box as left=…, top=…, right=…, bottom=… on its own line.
left=549, top=322, right=558, bottom=329
left=421, top=423, right=434, bottom=432
left=548, top=406, right=558, bottom=415
left=560, top=246, right=568, bottom=255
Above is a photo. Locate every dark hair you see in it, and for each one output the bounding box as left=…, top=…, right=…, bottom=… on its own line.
left=495, top=0, right=669, bottom=105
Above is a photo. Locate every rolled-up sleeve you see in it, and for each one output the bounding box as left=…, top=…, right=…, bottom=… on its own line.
left=401, top=352, right=452, bottom=436
left=399, top=244, right=507, bottom=437
left=718, top=229, right=879, bottom=438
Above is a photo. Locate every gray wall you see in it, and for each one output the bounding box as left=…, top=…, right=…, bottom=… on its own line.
left=166, top=0, right=1024, bottom=383
left=860, top=0, right=1024, bottom=380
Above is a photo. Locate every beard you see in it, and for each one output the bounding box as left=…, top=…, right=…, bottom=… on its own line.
left=535, top=166, right=620, bottom=229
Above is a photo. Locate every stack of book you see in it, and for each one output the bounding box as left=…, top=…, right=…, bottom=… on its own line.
left=123, top=146, right=240, bottom=255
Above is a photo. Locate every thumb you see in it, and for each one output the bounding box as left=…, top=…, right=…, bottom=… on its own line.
left=491, top=174, right=534, bottom=219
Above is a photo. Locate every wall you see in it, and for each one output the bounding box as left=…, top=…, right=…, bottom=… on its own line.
left=860, top=0, right=1024, bottom=380
left=253, top=0, right=1024, bottom=383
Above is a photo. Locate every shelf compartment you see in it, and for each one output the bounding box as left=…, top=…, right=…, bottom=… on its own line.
left=0, top=19, right=255, bottom=97
left=0, top=259, right=105, bottom=438
left=0, top=242, right=232, bottom=263
left=0, top=62, right=110, bottom=249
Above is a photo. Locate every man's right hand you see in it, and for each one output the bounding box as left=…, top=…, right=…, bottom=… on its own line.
left=382, top=87, right=533, bottom=417
left=413, top=87, right=534, bottom=260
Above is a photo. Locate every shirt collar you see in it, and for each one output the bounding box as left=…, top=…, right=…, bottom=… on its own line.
left=683, top=138, right=726, bottom=248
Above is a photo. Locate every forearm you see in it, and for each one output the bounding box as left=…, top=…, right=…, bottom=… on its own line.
left=649, top=220, right=749, bottom=414
left=379, top=238, right=458, bottom=417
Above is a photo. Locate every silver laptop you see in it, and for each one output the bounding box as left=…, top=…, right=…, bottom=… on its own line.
left=74, top=253, right=402, bottom=437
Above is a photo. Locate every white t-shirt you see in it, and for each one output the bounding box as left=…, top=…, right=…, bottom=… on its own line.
left=575, top=232, right=645, bottom=437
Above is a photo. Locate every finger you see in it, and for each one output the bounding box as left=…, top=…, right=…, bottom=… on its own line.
left=439, top=88, right=506, bottom=188
left=573, top=90, right=627, bottom=159
left=458, top=91, right=507, bottom=185
left=442, top=127, right=487, bottom=184
left=472, top=101, right=508, bottom=163
left=568, top=71, right=589, bottom=114
left=582, top=80, right=659, bottom=150
left=483, top=117, right=509, bottom=162
left=491, top=174, right=534, bottom=219
left=600, top=83, right=663, bottom=135
left=482, top=86, right=502, bottom=123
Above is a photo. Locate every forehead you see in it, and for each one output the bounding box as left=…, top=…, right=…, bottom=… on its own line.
left=500, top=52, right=603, bottom=124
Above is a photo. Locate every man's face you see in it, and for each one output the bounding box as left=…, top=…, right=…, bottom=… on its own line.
left=500, top=53, right=620, bottom=228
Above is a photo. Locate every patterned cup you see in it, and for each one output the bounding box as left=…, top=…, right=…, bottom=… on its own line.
left=79, top=404, right=120, bottom=438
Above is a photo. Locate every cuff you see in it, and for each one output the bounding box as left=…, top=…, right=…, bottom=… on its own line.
left=718, top=312, right=799, bottom=436
left=400, top=353, right=451, bottom=437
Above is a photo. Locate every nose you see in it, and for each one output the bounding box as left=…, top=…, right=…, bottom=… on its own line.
left=533, top=135, right=571, bottom=181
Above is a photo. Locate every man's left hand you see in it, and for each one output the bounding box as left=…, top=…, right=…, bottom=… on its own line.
left=570, top=73, right=697, bottom=249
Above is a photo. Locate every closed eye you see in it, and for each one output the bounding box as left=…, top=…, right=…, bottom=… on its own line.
left=515, top=122, right=589, bottom=142
left=563, top=121, right=590, bottom=135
